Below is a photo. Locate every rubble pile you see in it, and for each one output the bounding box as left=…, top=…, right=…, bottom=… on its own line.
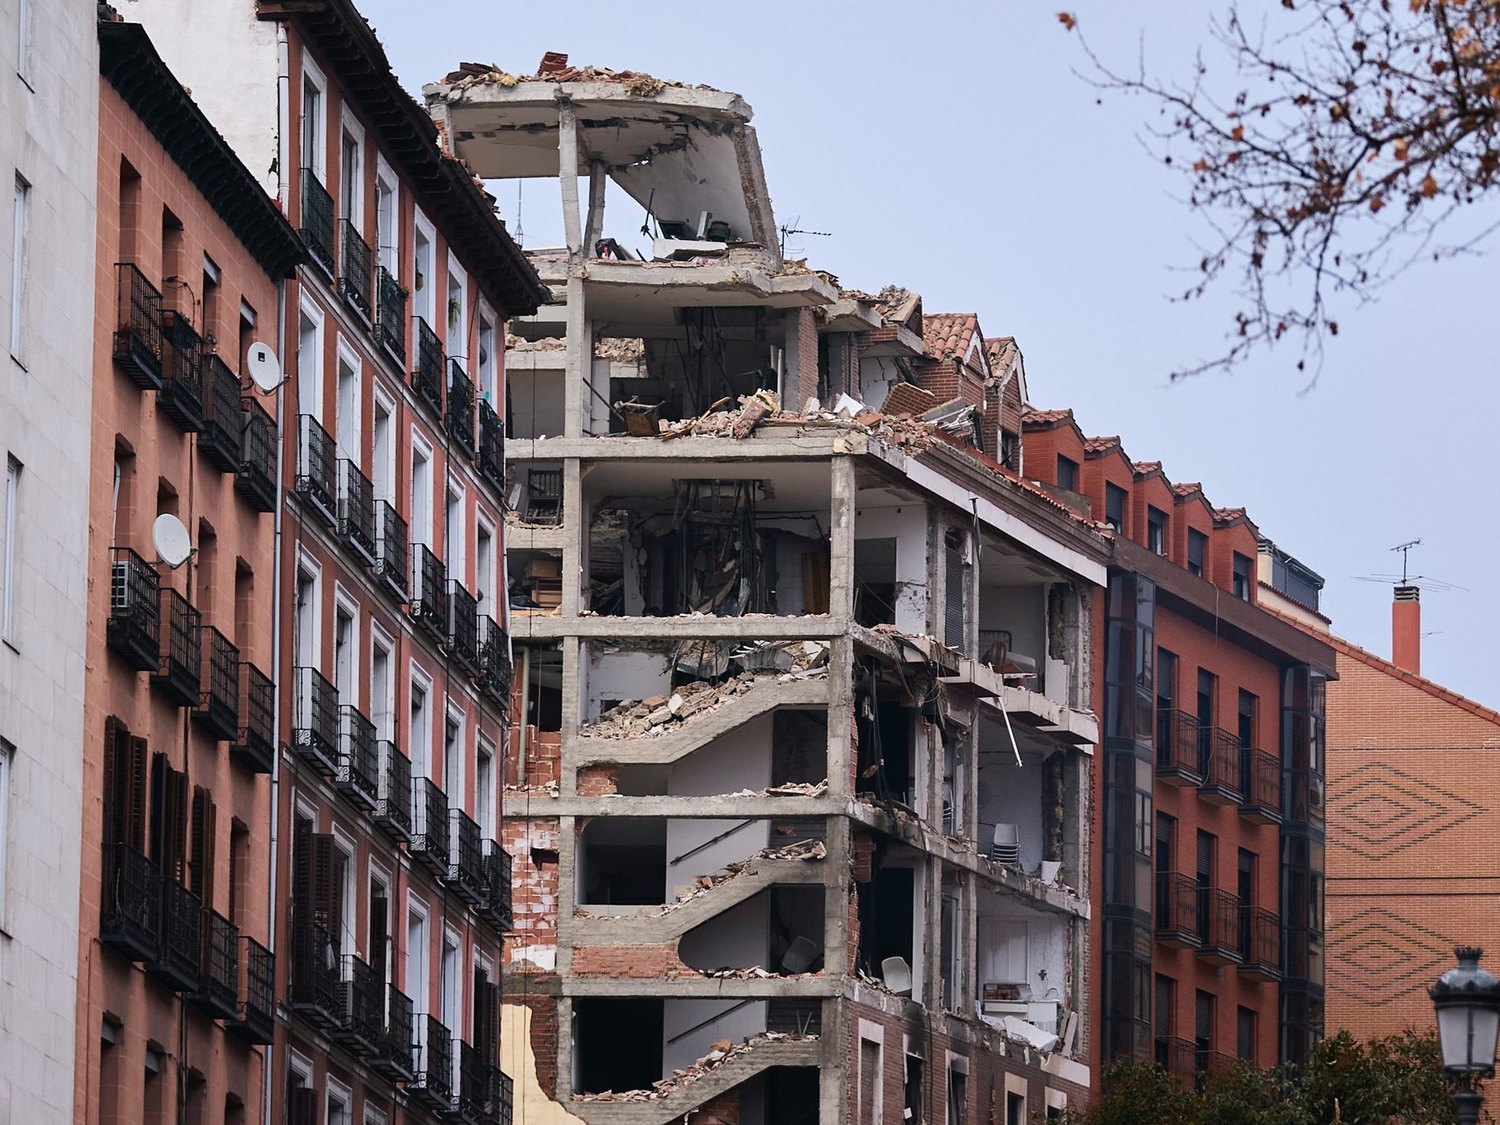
left=441, top=53, right=706, bottom=96
left=504, top=333, right=564, bottom=352
left=661, top=839, right=827, bottom=914
left=583, top=660, right=828, bottom=740
left=593, top=336, right=645, bottom=362
left=652, top=388, right=946, bottom=452
left=573, top=1032, right=817, bottom=1103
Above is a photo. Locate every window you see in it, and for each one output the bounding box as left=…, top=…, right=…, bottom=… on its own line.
left=340, top=127, right=361, bottom=224
left=1187, top=528, right=1207, bottom=578
left=1155, top=974, right=1175, bottom=1062
left=413, top=216, right=434, bottom=323
left=0, top=740, right=11, bottom=917
left=1105, top=482, right=1126, bottom=533
left=300, top=57, right=326, bottom=179
left=476, top=741, right=495, bottom=839
left=446, top=263, right=467, bottom=353
left=10, top=174, right=28, bottom=362
left=372, top=395, right=394, bottom=501
left=1147, top=506, right=1167, bottom=555
left=475, top=520, right=494, bottom=609
left=443, top=711, right=463, bottom=800
left=1196, top=830, right=1216, bottom=943
left=296, top=302, right=323, bottom=423
left=947, top=1062, right=968, bottom=1125
left=1055, top=454, right=1078, bottom=492
left=335, top=344, right=361, bottom=461
left=1194, top=990, right=1215, bottom=1068
left=333, top=598, right=356, bottom=706
left=858, top=1037, right=882, bottom=1125
left=2, top=454, right=19, bottom=640
left=371, top=631, right=394, bottom=741
left=1236, top=1006, right=1257, bottom=1063
left=294, top=562, right=320, bottom=668
left=375, top=165, right=398, bottom=275
left=477, top=313, right=497, bottom=405
left=1196, top=669, right=1216, bottom=770
left=440, top=929, right=460, bottom=1031
left=445, top=484, right=465, bottom=578
left=411, top=439, right=432, bottom=546
left=410, top=672, right=432, bottom=777
left=326, top=1078, right=351, bottom=1125
left=1154, top=813, right=1175, bottom=916
left=406, top=901, right=429, bottom=1014
left=1238, top=690, right=1256, bottom=749
left=1233, top=551, right=1253, bottom=601
left=16, top=0, right=30, bottom=84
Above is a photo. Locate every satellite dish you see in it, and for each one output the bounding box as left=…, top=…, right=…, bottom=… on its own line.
left=152, top=513, right=193, bottom=568
left=246, top=341, right=284, bottom=393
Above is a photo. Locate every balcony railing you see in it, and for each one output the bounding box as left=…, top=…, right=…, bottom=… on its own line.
left=447, top=360, right=476, bottom=458
left=447, top=581, right=480, bottom=675
left=1239, top=906, right=1282, bottom=982
left=338, top=219, right=374, bottom=323
left=235, top=398, right=278, bottom=514
left=1199, top=727, right=1245, bottom=805
left=299, top=169, right=335, bottom=276
left=231, top=661, right=276, bottom=774
left=374, top=740, right=413, bottom=843
left=411, top=1015, right=454, bottom=1108
left=100, top=842, right=163, bottom=963
left=336, top=458, right=376, bottom=565
left=147, top=877, right=204, bottom=993
left=1155, top=871, right=1200, bottom=949
left=114, top=263, right=165, bottom=389
left=447, top=810, right=485, bottom=904
left=193, top=626, right=240, bottom=742
left=336, top=705, right=379, bottom=811
left=199, top=353, right=244, bottom=472
left=1239, top=748, right=1282, bottom=825
left=335, top=953, right=383, bottom=1054
left=190, top=907, right=239, bottom=1021
left=293, top=665, right=339, bottom=776
left=226, top=934, right=276, bottom=1044
left=1155, top=708, right=1205, bottom=786
left=376, top=267, right=407, bottom=360
left=108, top=547, right=160, bottom=672
left=412, top=316, right=445, bottom=420
left=411, top=778, right=450, bottom=876
left=295, top=414, right=338, bottom=527
left=158, top=311, right=205, bottom=432
left=373, top=500, right=409, bottom=603
left=477, top=615, right=512, bottom=706
left=371, top=983, right=416, bottom=1080
left=457, top=1040, right=490, bottom=1121
left=477, top=400, right=505, bottom=491
left=290, top=922, right=340, bottom=1027
left=152, top=588, right=202, bottom=708
left=1156, top=1035, right=1198, bottom=1084
left=488, top=1069, right=515, bottom=1125
left=479, top=841, right=513, bottom=933
left=1197, top=887, right=1243, bottom=965
left=411, top=544, right=447, bottom=643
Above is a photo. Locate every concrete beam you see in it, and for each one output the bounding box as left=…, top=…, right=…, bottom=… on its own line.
left=553, top=795, right=841, bottom=819
left=563, top=976, right=834, bottom=999
left=506, top=431, right=864, bottom=463
left=510, top=613, right=852, bottom=642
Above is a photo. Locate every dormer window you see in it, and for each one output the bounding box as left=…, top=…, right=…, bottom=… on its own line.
left=1056, top=455, right=1078, bottom=492
left=1147, top=507, right=1167, bottom=555
left=1233, top=552, right=1253, bottom=601
left=1187, top=529, right=1207, bottom=578
left=1105, top=484, right=1126, bottom=534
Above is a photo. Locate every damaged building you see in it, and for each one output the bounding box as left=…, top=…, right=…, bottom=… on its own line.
left=427, top=56, right=1104, bottom=1123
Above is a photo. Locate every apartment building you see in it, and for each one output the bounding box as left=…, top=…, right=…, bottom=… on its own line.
left=79, top=13, right=304, bottom=1124
left=429, top=58, right=1104, bottom=1124
left=0, top=0, right=96, bottom=1120
left=1021, top=413, right=1334, bottom=1083
left=128, top=2, right=548, bottom=1123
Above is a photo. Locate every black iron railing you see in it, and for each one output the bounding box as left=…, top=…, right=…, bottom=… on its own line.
left=295, top=414, right=337, bottom=527
left=290, top=922, right=340, bottom=1026
left=1156, top=1035, right=1198, bottom=1084
left=339, top=219, right=374, bottom=322
left=151, top=588, right=202, bottom=707
left=191, top=907, right=239, bottom=1020
left=447, top=360, right=476, bottom=458
left=1199, top=727, right=1245, bottom=804
left=412, top=316, right=444, bottom=419
left=148, top=878, right=204, bottom=993
left=336, top=705, right=378, bottom=811
left=447, top=810, right=485, bottom=904
left=226, top=934, right=275, bottom=1044
left=114, top=263, right=165, bottom=389
left=232, top=661, right=275, bottom=774
left=1155, top=708, right=1206, bottom=786
left=336, top=953, right=383, bottom=1053
left=100, top=842, right=163, bottom=963
left=199, top=353, right=244, bottom=471
left=336, top=458, right=376, bottom=564
left=377, top=267, right=407, bottom=360
left=411, top=1015, right=454, bottom=1107
left=300, top=169, right=335, bottom=275
left=410, top=778, right=449, bottom=876
left=194, top=626, right=240, bottom=741
left=293, top=665, right=339, bottom=775
left=372, top=983, right=416, bottom=1080
left=108, top=547, right=161, bottom=672
left=1239, top=748, right=1282, bottom=824
left=374, top=740, right=413, bottom=843
left=477, top=615, right=511, bottom=706
left=479, top=841, right=513, bottom=933
left=411, top=544, right=447, bottom=642
left=1239, top=906, right=1282, bottom=981
left=1197, top=887, right=1243, bottom=964
left=1155, top=871, right=1200, bottom=947
left=158, top=311, right=205, bottom=432
left=477, top=399, right=505, bottom=491
left=236, top=398, right=278, bottom=514
left=490, top=1069, right=515, bottom=1125
left=374, top=500, right=408, bottom=603
left=457, top=1040, right=490, bottom=1121
left=447, top=581, right=479, bottom=674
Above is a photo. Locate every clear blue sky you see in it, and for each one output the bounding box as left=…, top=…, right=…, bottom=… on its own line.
left=360, top=0, right=1500, bottom=703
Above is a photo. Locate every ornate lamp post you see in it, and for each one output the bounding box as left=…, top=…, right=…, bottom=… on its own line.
left=1431, top=947, right=1500, bottom=1125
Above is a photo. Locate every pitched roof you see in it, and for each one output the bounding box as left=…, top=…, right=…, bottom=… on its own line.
left=1021, top=406, right=1074, bottom=427
left=1084, top=435, right=1121, bottom=455
left=984, top=335, right=1018, bottom=372
left=1133, top=460, right=1163, bottom=476
left=1172, top=482, right=1204, bottom=498
left=922, top=314, right=979, bottom=363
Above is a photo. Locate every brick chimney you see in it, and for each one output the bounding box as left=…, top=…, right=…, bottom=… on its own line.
left=1392, top=585, right=1421, bottom=675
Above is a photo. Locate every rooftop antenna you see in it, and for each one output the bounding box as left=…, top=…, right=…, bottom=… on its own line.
left=778, top=216, right=832, bottom=258
left=1351, top=538, right=1470, bottom=593
left=1391, top=538, right=1421, bottom=584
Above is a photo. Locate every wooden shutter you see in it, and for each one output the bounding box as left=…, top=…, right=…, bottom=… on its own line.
left=103, top=718, right=126, bottom=846
left=149, top=754, right=168, bottom=866
left=124, top=737, right=148, bottom=851
left=292, top=818, right=313, bottom=931
left=370, top=891, right=389, bottom=983
left=312, top=832, right=339, bottom=934
left=474, top=975, right=499, bottom=1063
left=189, top=787, right=216, bottom=905
left=286, top=1086, right=319, bottom=1125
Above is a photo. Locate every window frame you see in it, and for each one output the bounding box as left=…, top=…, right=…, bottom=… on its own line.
left=300, top=52, right=328, bottom=181
left=0, top=740, right=11, bottom=927
left=2, top=453, right=19, bottom=642
left=10, top=173, right=29, bottom=365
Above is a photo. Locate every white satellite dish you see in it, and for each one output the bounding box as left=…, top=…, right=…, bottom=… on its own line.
left=152, top=513, right=193, bottom=569
left=245, top=341, right=284, bottom=393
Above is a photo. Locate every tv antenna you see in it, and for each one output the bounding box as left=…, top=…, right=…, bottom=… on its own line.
left=778, top=216, right=832, bottom=258
left=1391, top=538, right=1421, bottom=583
left=1351, top=537, right=1469, bottom=593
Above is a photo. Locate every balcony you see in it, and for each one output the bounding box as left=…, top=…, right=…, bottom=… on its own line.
left=336, top=705, right=379, bottom=811
left=411, top=1016, right=455, bottom=1109
left=374, top=740, right=413, bottom=844
left=107, top=547, right=160, bottom=672
left=193, top=626, right=240, bottom=742
left=338, top=219, right=374, bottom=323
left=456, top=1040, right=490, bottom=1122
left=100, top=842, right=162, bottom=963
left=447, top=360, right=476, bottom=459
left=113, top=263, right=165, bottom=389
left=479, top=841, right=513, bottom=933
left=412, top=315, right=445, bottom=420
left=231, top=662, right=276, bottom=774
left=1198, top=727, right=1245, bottom=805
left=199, top=353, right=244, bottom=472
left=299, top=169, right=335, bottom=276
left=290, top=922, right=341, bottom=1027
left=1156, top=1035, right=1198, bottom=1084
left=373, top=500, right=408, bottom=603
left=1155, top=871, right=1200, bottom=949
left=487, top=1069, right=515, bottom=1125
left=335, top=459, right=376, bottom=565
left=295, top=415, right=338, bottom=527
left=447, top=810, right=485, bottom=905
left=477, top=400, right=505, bottom=491
left=235, top=398, right=278, bottom=514
left=410, top=544, right=447, bottom=643
left=226, top=935, right=276, bottom=1044
left=376, top=267, right=407, bottom=361
left=447, top=580, right=480, bottom=675
left=151, top=588, right=202, bottom=708
left=293, top=665, right=339, bottom=776
left=1155, top=708, right=1205, bottom=787
left=335, top=953, right=383, bottom=1054
left=190, top=907, right=239, bottom=1021
left=1197, top=887, right=1244, bottom=965
left=371, top=983, right=416, bottom=1080
left=1239, top=748, right=1282, bottom=825
left=147, top=878, right=204, bottom=993
left=1239, top=906, right=1282, bottom=982
left=410, top=778, right=449, bottom=877
left=477, top=615, right=511, bottom=706
left=158, top=311, right=206, bottom=432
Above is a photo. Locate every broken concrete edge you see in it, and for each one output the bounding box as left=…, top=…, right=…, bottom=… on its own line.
left=568, top=1031, right=817, bottom=1103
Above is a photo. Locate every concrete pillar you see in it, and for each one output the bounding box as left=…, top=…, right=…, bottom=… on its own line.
left=828, top=455, right=855, bottom=621
left=582, top=158, right=607, bottom=251
left=562, top=278, right=588, bottom=440
left=558, top=99, right=581, bottom=254
left=819, top=995, right=849, bottom=1123
left=561, top=459, right=584, bottom=620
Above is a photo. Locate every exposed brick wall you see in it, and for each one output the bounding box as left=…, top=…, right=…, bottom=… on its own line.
left=570, top=944, right=695, bottom=978
left=507, top=726, right=561, bottom=788
left=695, top=1090, right=741, bottom=1125
left=501, top=817, right=561, bottom=951
left=503, top=994, right=561, bottom=1096
left=576, top=764, right=619, bottom=796
left=789, top=308, right=820, bottom=408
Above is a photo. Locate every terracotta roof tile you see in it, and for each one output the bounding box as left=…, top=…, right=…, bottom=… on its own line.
left=922, top=313, right=979, bottom=362
left=1172, top=482, right=1204, bottom=498
left=1133, top=460, right=1163, bottom=475
left=984, top=336, right=1018, bottom=370
left=1021, top=406, right=1074, bottom=426
left=1084, top=435, right=1121, bottom=454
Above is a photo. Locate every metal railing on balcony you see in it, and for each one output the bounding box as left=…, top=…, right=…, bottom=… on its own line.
left=372, top=983, right=416, bottom=1080
left=1155, top=871, right=1200, bottom=948
left=226, top=934, right=276, bottom=1044
left=1239, top=748, right=1282, bottom=824
left=374, top=740, right=413, bottom=843
left=194, top=626, right=240, bottom=742
left=336, top=705, right=378, bottom=811
left=1156, top=1035, right=1199, bottom=1084
left=479, top=841, right=513, bottom=933
left=158, top=311, right=206, bottom=432
left=410, top=1015, right=454, bottom=1108
left=1199, top=727, right=1245, bottom=805
left=1155, top=708, right=1206, bottom=786
left=488, top=1069, right=515, bottom=1125
left=411, top=778, right=450, bottom=876
left=293, top=665, right=339, bottom=776
left=412, top=316, right=445, bottom=419
left=447, top=360, right=476, bottom=458
left=295, top=414, right=338, bottom=527
left=108, top=547, right=161, bottom=672
left=232, top=661, right=276, bottom=774
left=1239, top=906, right=1282, bottom=981
left=199, top=353, right=244, bottom=472
left=151, top=588, right=201, bottom=707
left=447, top=581, right=480, bottom=674
left=100, top=842, right=163, bottom=963
left=1197, top=887, right=1243, bottom=965
left=376, top=267, right=407, bottom=360
left=457, top=1040, right=490, bottom=1121
left=477, top=400, right=505, bottom=491
left=114, top=263, right=165, bottom=389
left=338, top=219, right=374, bottom=322
left=336, top=458, right=376, bottom=565
left=447, top=810, right=485, bottom=904
left=191, top=908, right=239, bottom=1021
left=477, top=615, right=511, bottom=706
left=148, top=878, right=204, bottom=993
left=300, top=169, right=335, bottom=276
left=411, top=544, right=447, bottom=642
left=373, top=500, right=408, bottom=603
left=290, top=922, right=340, bottom=1027
left=335, top=953, right=383, bottom=1054
left=236, top=398, right=278, bottom=514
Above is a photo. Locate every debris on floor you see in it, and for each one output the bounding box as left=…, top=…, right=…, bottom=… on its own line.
left=571, top=1032, right=818, bottom=1103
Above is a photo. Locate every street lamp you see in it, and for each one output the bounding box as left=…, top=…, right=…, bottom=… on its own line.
left=1431, top=946, right=1500, bottom=1125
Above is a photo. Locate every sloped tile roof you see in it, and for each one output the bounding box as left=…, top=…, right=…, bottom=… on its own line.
left=922, top=313, right=979, bottom=362
left=1021, top=406, right=1074, bottom=426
